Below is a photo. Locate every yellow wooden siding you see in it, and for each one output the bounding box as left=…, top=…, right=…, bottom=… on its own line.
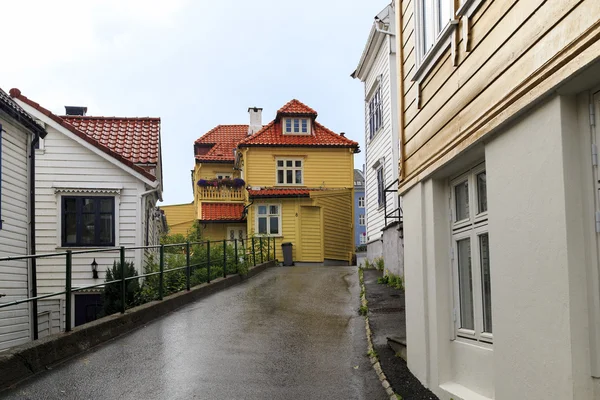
left=243, top=147, right=353, bottom=189
left=311, top=189, right=354, bottom=262
left=194, top=162, right=239, bottom=180
left=300, top=206, right=323, bottom=262
left=246, top=197, right=314, bottom=262
left=396, top=0, right=600, bottom=192
left=200, top=222, right=246, bottom=242
left=161, top=203, right=196, bottom=236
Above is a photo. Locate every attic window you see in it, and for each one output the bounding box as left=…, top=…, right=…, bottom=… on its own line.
left=283, top=118, right=311, bottom=135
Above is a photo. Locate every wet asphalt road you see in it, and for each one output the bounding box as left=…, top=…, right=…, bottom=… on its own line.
left=1, top=266, right=387, bottom=400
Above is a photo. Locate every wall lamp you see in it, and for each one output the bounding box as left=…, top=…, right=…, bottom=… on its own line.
left=91, top=258, right=99, bottom=279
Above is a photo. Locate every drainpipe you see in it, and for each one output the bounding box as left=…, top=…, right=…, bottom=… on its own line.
left=30, top=133, right=40, bottom=340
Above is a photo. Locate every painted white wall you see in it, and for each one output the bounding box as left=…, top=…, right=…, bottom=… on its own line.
left=0, top=115, right=31, bottom=351
left=402, top=94, right=600, bottom=399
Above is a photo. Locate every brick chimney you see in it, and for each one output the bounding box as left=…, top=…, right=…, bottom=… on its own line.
left=248, top=107, right=262, bottom=135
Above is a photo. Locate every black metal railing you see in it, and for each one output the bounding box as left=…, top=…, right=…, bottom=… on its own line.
left=383, top=179, right=403, bottom=227
left=0, top=236, right=276, bottom=338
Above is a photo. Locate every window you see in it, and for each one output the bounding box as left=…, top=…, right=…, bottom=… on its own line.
left=368, top=86, right=382, bottom=139
left=276, top=159, right=303, bottom=185
left=377, top=167, right=385, bottom=207
left=451, top=164, right=491, bottom=343
left=359, top=233, right=366, bottom=244
left=359, top=214, right=365, bottom=226
left=417, top=0, right=453, bottom=58
left=62, top=196, right=115, bottom=247
left=256, top=204, right=281, bottom=236
left=216, top=173, right=232, bottom=179
left=358, top=196, right=365, bottom=208
left=284, top=118, right=311, bottom=135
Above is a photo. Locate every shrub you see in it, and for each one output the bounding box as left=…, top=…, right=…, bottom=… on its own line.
left=374, top=257, right=385, bottom=271
left=103, top=260, right=139, bottom=316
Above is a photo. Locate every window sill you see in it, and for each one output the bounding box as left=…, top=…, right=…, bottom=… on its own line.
left=367, top=127, right=384, bottom=144
left=456, top=0, right=486, bottom=17
left=56, top=246, right=118, bottom=251
left=413, top=20, right=458, bottom=83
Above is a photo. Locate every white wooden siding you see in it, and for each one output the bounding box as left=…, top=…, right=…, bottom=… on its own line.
left=364, top=32, right=400, bottom=242
left=0, top=116, right=31, bottom=351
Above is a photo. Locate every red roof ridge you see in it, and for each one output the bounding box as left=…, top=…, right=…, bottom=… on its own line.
left=62, top=115, right=161, bottom=121
left=9, top=88, right=157, bottom=182
left=277, top=99, right=318, bottom=116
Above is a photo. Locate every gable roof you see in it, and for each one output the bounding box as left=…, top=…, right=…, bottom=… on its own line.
left=9, top=88, right=158, bottom=182
left=195, top=125, right=249, bottom=163
left=276, top=99, right=318, bottom=118
left=200, top=202, right=245, bottom=221
left=354, top=169, right=365, bottom=185
left=0, top=88, right=46, bottom=137
left=63, top=116, right=160, bottom=164
left=238, top=100, right=359, bottom=150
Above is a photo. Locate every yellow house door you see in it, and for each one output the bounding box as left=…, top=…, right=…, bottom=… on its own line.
left=300, top=206, right=323, bottom=262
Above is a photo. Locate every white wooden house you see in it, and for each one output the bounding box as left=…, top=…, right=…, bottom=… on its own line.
left=351, top=2, right=403, bottom=276
left=10, top=89, right=165, bottom=332
left=0, top=88, right=47, bottom=351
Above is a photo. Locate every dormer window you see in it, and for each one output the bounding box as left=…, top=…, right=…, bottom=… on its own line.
left=284, top=118, right=311, bottom=135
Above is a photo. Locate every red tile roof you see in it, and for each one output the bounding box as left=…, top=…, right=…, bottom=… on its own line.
left=62, top=116, right=160, bottom=164
left=276, top=99, right=318, bottom=116
left=248, top=188, right=312, bottom=198
left=9, top=88, right=158, bottom=181
left=195, top=125, right=249, bottom=163
left=238, top=120, right=359, bottom=149
left=200, top=202, right=245, bottom=221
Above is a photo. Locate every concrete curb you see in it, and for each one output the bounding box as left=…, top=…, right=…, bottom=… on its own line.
left=359, top=268, right=399, bottom=400
left=0, top=261, right=277, bottom=391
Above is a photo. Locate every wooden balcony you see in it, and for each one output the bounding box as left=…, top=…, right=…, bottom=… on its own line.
left=197, top=186, right=245, bottom=201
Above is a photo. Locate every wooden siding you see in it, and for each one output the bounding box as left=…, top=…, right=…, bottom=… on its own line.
left=311, top=190, right=354, bottom=262
left=396, top=0, right=600, bottom=192
left=200, top=222, right=245, bottom=242
left=193, top=162, right=241, bottom=219
left=161, top=203, right=196, bottom=236
left=299, top=206, right=323, bottom=262
left=362, top=25, right=400, bottom=241
left=0, top=116, right=31, bottom=351
left=243, top=147, right=354, bottom=189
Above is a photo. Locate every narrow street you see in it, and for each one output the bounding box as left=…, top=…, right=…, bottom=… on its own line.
left=1, top=267, right=387, bottom=400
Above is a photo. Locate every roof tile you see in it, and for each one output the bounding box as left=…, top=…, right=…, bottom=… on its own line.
left=201, top=202, right=245, bottom=221
left=248, top=188, right=312, bottom=198
left=195, top=125, right=249, bottom=163
left=276, top=99, right=318, bottom=116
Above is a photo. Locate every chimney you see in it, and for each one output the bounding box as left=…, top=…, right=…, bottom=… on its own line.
left=248, top=107, right=262, bottom=135
left=340, top=132, right=346, bottom=137
left=65, top=106, right=88, bottom=116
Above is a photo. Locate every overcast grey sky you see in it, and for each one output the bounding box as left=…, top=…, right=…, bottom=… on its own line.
left=1, top=0, right=388, bottom=205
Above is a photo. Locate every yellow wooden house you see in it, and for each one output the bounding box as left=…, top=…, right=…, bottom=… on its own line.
left=238, top=100, right=359, bottom=264
left=188, top=100, right=359, bottom=264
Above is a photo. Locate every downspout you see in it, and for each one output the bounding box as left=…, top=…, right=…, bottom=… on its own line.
left=30, top=132, right=40, bottom=340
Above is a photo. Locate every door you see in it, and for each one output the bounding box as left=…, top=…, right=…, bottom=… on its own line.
left=300, top=206, right=323, bottom=262
left=228, top=226, right=247, bottom=242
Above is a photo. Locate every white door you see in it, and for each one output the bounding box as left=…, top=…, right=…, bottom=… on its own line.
left=228, top=226, right=247, bottom=242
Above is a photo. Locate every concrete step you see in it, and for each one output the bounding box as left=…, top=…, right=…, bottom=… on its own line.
left=387, top=335, right=407, bottom=361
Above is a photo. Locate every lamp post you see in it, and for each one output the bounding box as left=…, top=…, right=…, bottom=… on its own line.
left=91, top=258, right=99, bottom=279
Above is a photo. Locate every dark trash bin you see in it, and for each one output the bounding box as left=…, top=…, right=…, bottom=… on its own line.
left=281, top=242, right=294, bottom=266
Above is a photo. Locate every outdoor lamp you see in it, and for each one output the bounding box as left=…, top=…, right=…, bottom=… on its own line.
left=91, top=258, right=99, bottom=279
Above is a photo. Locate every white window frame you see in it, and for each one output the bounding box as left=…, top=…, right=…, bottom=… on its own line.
left=359, top=214, right=365, bottom=226
left=283, top=118, right=311, bottom=135
left=367, top=85, right=383, bottom=140
left=377, top=167, right=385, bottom=208
left=450, top=163, right=491, bottom=344
left=413, top=0, right=458, bottom=83
left=255, top=203, right=282, bottom=237
left=358, top=196, right=365, bottom=208
left=216, top=173, right=232, bottom=179
left=359, top=234, right=366, bottom=245
left=276, top=158, right=304, bottom=186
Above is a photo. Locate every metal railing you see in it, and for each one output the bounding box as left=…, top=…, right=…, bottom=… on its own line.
left=0, top=236, right=276, bottom=339
left=383, top=179, right=403, bottom=228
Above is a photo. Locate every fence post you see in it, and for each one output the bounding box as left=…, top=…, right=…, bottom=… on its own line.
left=207, top=240, right=211, bottom=283
left=159, top=244, right=164, bottom=300
left=186, top=242, right=191, bottom=291
left=273, top=237, right=276, bottom=262
left=260, top=237, right=263, bottom=264
left=223, top=239, right=227, bottom=278
left=65, top=250, right=72, bottom=332
left=120, top=246, right=126, bottom=314
left=267, top=236, right=270, bottom=261
left=252, top=237, right=256, bottom=266
left=234, top=239, right=238, bottom=274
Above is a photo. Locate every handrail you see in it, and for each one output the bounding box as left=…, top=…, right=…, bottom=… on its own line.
left=0, top=236, right=277, bottom=339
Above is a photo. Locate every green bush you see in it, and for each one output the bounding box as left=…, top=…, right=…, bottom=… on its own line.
left=377, top=271, right=404, bottom=291
left=374, top=257, right=385, bottom=271
left=103, top=260, right=139, bottom=316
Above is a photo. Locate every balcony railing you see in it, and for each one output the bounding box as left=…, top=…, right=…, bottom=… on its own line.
left=197, top=186, right=244, bottom=201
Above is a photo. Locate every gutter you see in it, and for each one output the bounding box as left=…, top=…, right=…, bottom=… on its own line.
left=29, top=132, right=40, bottom=340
